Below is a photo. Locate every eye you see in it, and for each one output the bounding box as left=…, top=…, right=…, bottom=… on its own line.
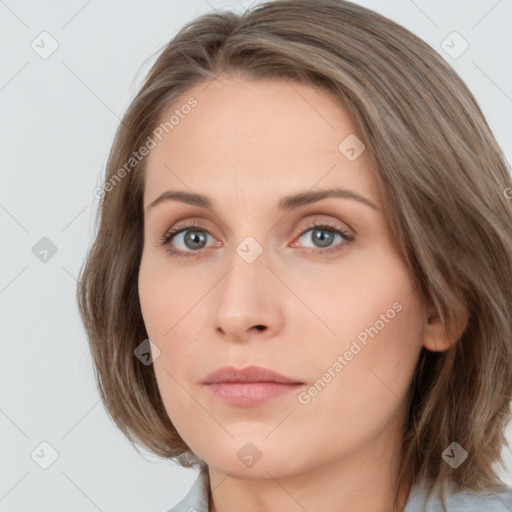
left=293, top=221, right=354, bottom=254
left=159, top=221, right=218, bottom=258
left=159, top=220, right=354, bottom=258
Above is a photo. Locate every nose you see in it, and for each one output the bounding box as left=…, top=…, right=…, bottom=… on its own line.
left=213, top=243, right=284, bottom=343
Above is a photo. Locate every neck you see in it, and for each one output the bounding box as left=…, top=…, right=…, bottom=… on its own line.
left=208, top=431, right=412, bottom=512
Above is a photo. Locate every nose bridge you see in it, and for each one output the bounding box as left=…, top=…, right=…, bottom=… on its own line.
left=213, top=231, right=282, bottom=338
left=220, top=233, right=269, bottom=306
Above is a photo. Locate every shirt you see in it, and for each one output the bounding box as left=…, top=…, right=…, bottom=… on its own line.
left=165, top=469, right=512, bottom=512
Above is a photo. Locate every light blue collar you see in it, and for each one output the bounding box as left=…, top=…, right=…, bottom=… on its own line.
left=168, top=470, right=512, bottom=512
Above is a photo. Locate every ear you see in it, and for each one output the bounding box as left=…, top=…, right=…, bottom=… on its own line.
left=423, top=301, right=469, bottom=352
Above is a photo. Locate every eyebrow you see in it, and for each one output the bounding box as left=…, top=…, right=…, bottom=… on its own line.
left=146, top=186, right=378, bottom=213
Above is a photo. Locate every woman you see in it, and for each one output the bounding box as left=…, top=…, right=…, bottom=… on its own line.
left=77, top=1, right=512, bottom=510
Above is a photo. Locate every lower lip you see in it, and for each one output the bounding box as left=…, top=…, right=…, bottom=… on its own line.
left=204, top=382, right=303, bottom=406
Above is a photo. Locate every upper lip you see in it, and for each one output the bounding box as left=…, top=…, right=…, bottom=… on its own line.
left=202, top=365, right=303, bottom=384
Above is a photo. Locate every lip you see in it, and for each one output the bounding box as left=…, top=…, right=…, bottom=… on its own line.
left=202, top=365, right=304, bottom=407
left=202, top=365, right=303, bottom=384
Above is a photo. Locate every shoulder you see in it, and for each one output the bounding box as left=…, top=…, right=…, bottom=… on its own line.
left=405, top=478, right=512, bottom=512
left=445, top=484, right=512, bottom=512
left=164, top=470, right=210, bottom=512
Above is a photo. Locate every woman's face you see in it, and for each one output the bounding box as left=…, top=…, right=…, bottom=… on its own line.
left=138, top=76, right=428, bottom=480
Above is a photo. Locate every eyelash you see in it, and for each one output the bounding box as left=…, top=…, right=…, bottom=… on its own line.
left=159, top=220, right=354, bottom=258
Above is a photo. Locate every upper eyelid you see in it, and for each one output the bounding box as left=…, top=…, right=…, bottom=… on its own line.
left=165, top=212, right=353, bottom=234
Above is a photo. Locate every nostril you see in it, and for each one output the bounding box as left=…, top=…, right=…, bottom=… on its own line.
left=254, top=325, right=266, bottom=331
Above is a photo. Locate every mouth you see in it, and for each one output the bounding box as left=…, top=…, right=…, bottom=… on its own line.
left=202, top=365, right=305, bottom=407
left=203, top=381, right=304, bottom=407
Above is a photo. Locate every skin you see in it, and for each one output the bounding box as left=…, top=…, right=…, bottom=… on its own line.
left=138, top=75, right=456, bottom=512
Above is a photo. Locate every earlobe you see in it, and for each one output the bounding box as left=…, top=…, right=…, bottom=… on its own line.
left=423, top=303, right=469, bottom=353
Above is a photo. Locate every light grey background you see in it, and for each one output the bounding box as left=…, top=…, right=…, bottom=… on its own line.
left=1, top=0, right=511, bottom=510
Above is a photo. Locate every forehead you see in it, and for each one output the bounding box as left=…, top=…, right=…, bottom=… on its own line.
left=143, top=76, right=379, bottom=210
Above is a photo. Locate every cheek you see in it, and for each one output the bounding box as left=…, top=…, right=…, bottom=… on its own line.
left=320, top=258, right=424, bottom=416
left=289, top=245, right=423, bottom=359
left=138, top=250, right=195, bottom=345
left=291, top=272, right=424, bottom=453
left=138, top=255, right=186, bottom=401
left=138, top=251, right=205, bottom=402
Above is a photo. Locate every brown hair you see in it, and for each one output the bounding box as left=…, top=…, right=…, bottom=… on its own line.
left=76, top=1, right=512, bottom=509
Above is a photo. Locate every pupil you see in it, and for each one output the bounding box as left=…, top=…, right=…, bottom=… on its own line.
left=185, top=230, right=206, bottom=249
left=314, top=229, right=333, bottom=247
